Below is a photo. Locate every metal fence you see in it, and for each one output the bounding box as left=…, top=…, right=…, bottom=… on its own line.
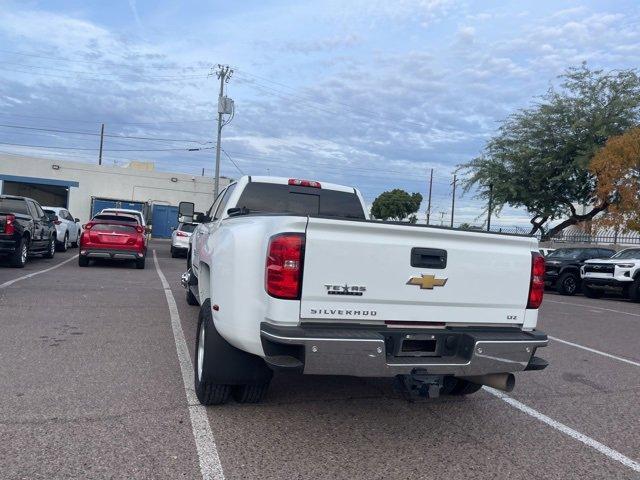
left=485, top=226, right=640, bottom=245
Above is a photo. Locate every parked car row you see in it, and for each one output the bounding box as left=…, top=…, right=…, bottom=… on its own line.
left=543, top=246, right=640, bottom=301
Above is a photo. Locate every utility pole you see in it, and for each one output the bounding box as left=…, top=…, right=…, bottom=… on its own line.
left=450, top=173, right=457, bottom=228
left=98, top=123, right=105, bottom=165
left=201, top=168, right=205, bottom=177
left=426, top=168, right=433, bottom=225
left=487, top=183, right=493, bottom=232
left=213, top=64, right=234, bottom=199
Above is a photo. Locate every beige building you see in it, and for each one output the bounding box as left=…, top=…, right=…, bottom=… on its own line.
left=0, top=154, right=232, bottom=237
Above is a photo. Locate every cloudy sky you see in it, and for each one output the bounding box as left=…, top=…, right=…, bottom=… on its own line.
left=0, top=0, right=638, bottom=227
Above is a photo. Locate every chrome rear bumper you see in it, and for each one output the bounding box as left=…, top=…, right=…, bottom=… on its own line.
left=260, top=324, right=548, bottom=377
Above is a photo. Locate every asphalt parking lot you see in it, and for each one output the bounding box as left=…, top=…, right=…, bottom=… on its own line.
left=1, top=240, right=639, bottom=479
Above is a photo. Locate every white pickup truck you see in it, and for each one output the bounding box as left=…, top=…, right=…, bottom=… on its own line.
left=180, top=176, right=548, bottom=405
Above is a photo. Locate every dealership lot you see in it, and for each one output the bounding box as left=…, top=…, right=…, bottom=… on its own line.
left=1, top=242, right=639, bottom=479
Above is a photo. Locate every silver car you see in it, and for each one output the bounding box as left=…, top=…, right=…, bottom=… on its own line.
left=171, top=222, right=196, bottom=257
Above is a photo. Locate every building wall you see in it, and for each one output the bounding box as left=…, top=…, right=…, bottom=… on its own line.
left=0, top=154, right=232, bottom=224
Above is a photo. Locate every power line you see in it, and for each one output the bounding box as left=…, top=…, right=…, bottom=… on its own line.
left=221, top=148, right=244, bottom=175
left=0, top=66, right=208, bottom=82
left=0, top=123, right=211, bottom=144
left=0, top=49, right=205, bottom=70
left=0, top=112, right=216, bottom=126
left=0, top=140, right=215, bottom=152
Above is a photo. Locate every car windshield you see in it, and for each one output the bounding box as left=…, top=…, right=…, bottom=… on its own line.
left=611, top=249, right=640, bottom=259
left=546, top=249, right=583, bottom=259
left=179, top=223, right=196, bottom=233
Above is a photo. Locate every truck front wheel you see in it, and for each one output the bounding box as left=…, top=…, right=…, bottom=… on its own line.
left=556, top=272, right=579, bottom=296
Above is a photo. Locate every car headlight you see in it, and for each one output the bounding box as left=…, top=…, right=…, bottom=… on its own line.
left=616, top=263, right=635, bottom=268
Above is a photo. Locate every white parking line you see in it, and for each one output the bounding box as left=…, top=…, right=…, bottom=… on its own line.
left=485, top=387, right=640, bottom=473
left=545, top=299, right=640, bottom=318
left=152, top=250, right=225, bottom=480
left=549, top=335, right=640, bottom=367
left=0, top=254, right=78, bottom=289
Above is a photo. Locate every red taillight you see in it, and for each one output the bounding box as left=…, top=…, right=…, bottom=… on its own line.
left=266, top=233, right=305, bottom=299
left=288, top=178, right=321, bottom=188
left=176, top=231, right=188, bottom=237
left=4, top=214, right=15, bottom=235
left=527, top=252, right=545, bottom=309
left=84, top=223, right=94, bottom=230
left=136, top=226, right=144, bottom=234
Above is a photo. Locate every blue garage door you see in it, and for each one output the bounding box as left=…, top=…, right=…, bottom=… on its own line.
left=152, top=205, right=179, bottom=238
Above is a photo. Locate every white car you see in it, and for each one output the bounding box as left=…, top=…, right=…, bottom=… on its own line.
left=581, top=247, right=640, bottom=300
left=42, top=206, right=81, bottom=251
left=171, top=222, right=195, bottom=257
left=99, top=208, right=146, bottom=228
left=180, top=176, right=548, bottom=405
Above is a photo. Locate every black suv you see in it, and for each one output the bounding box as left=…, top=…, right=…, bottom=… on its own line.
left=544, top=247, right=615, bottom=296
left=0, top=195, right=57, bottom=267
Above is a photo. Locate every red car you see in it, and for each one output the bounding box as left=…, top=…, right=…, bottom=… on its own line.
left=78, top=213, right=147, bottom=269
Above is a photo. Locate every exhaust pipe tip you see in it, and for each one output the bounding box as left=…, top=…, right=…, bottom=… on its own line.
left=461, top=373, right=515, bottom=392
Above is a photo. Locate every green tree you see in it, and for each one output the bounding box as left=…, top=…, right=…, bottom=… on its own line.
left=461, top=64, right=640, bottom=237
left=371, top=189, right=423, bottom=221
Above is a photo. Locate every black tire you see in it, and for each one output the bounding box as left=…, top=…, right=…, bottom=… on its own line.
left=136, top=256, right=146, bottom=269
left=171, top=246, right=179, bottom=258
left=195, top=299, right=272, bottom=406
left=556, top=272, right=579, bottom=296
left=232, top=384, right=269, bottom=403
left=43, top=236, right=56, bottom=259
left=71, top=230, right=80, bottom=248
left=186, top=287, right=199, bottom=306
left=628, top=277, right=640, bottom=302
left=78, top=256, right=89, bottom=267
left=448, top=378, right=483, bottom=396
left=583, top=284, right=604, bottom=299
left=9, top=236, right=28, bottom=268
left=57, top=233, right=68, bottom=252
left=195, top=302, right=231, bottom=405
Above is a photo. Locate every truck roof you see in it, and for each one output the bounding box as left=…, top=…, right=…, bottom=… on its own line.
left=247, top=176, right=356, bottom=194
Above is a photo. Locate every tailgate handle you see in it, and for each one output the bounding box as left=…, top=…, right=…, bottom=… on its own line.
left=411, top=248, right=447, bottom=269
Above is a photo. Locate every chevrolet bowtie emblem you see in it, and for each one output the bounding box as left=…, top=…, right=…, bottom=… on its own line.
left=406, top=274, right=448, bottom=289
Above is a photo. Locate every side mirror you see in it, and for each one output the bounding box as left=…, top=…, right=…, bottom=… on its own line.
left=178, top=201, right=195, bottom=223
left=171, top=226, right=176, bottom=231
left=75, top=218, right=80, bottom=223
left=145, top=226, right=152, bottom=233
left=227, top=207, right=249, bottom=217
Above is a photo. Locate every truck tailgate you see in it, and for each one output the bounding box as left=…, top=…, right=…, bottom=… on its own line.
left=300, top=218, right=536, bottom=326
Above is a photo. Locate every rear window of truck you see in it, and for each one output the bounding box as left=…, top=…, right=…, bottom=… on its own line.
left=236, top=183, right=366, bottom=219
left=0, top=198, right=29, bottom=215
